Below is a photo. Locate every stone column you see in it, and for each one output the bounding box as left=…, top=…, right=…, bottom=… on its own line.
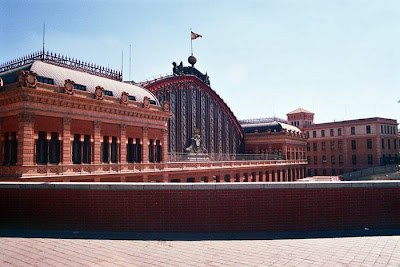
left=120, top=124, right=127, bottom=164
left=282, top=144, right=288, bottom=160
left=255, top=172, right=260, bottom=182
left=94, top=121, right=102, bottom=165
left=162, top=129, right=169, bottom=163
left=17, top=112, right=35, bottom=166
left=142, top=127, right=149, bottom=163
left=274, top=169, right=279, bottom=182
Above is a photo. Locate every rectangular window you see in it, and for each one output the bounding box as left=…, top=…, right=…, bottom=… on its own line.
left=73, top=84, right=87, bottom=91
left=322, top=142, right=326, bottom=151
left=323, top=169, right=327, bottom=175
left=307, top=143, right=310, bottom=152
left=104, top=90, right=113, bottom=96
left=82, top=135, right=91, bottom=164
left=367, top=139, right=372, bottom=149
left=73, top=134, right=82, bottom=164
left=111, top=136, right=118, bottom=163
left=366, top=125, right=371, bottom=134
left=314, top=169, right=318, bottom=176
left=307, top=156, right=311, bottom=163
left=3, top=132, right=17, bottom=166
left=352, top=155, right=357, bottom=165
left=338, top=141, right=343, bottom=151
left=331, top=155, right=335, bottom=164
left=382, top=138, right=385, bottom=149
left=135, top=138, right=142, bottom=163
left=351, top=140, right=356, bottom=150
left=156, top=140, right=162, bottom=163
left=149, top=139, right=154, bottom=163
left=306, top=131, right=310, bottom=138
left=339, top=155, right=343, bottom=164
left=368, top=154, right=373, bottom=165
left=321, top=130, right=325, bottom=137
left=338, top=128, right=342, bottom=136
left=313, top=131, right=316, bottom=138
left=49, top=132, right=60, bottom=164
left=351, top=127, right=355, bottom=135
left=388, top=139, right=391, bottom=149
left=330, top=140, right=335, bottom=151
left=313, top=142, right=317, bottom=151
left=332, top=169, right=336, bottom=176
left=381, top=125, right=383, bottom=133
left=395, top=139, right=397, bottom=149
left=102, top=136, right=109, bottom=163
left=36, top=131, right=49, bottom=164
left=314, top=156, right=317, bottom=165
left=322, top=155, right=327, bottom=164
left=330, top=129, right=334, bottom=136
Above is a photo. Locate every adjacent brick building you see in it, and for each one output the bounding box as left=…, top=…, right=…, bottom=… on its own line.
left=287, top=108, right=399, bottom=176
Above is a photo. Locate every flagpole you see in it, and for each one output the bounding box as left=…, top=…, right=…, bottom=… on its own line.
left=190, top=28, right=193, bottom=55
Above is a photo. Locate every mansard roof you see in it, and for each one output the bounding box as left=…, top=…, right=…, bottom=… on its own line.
left=0, top=52, right=159, bottom=105
left=241, top=120, right=302, bottom=134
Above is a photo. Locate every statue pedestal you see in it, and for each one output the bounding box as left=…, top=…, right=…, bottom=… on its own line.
left=184, top=153, right=209, bottom=162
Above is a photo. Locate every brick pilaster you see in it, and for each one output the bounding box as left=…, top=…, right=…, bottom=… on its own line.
left=142, top=127, right=149, bottom=163
left=62, top=117, right=72, bottom=165
left=17, top=112, right=35, bottom=165
left=94, top=121, right=102, bottom=164
left=120, top=124, right=127, bottom=164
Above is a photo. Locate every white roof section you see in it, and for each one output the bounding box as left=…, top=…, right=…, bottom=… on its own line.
left=279, top=122, right=302, bottom=133
left=31, top=61, right=159, bottom=104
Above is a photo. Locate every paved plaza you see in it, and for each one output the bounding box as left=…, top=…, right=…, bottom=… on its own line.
left=0, top=230, right=400, bottom=266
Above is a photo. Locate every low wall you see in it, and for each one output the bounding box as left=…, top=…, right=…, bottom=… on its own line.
left=1, top=182, right=400, bottom=233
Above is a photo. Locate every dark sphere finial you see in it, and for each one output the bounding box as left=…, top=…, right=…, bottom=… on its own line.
left=188, top=55, right=197, bottom=67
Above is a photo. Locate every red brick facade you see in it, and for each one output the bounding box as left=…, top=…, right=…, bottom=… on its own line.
left=1, top=182, right=399, bottom=233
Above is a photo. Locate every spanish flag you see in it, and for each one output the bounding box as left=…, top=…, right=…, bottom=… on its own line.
left=191, top=31, right=202, bottom=40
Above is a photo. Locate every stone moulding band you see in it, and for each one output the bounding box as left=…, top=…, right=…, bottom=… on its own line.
left=0, top=181, right=399, bottom=190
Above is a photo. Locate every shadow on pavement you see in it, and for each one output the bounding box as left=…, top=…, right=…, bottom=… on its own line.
left=0, top=229, right=400, bottom=241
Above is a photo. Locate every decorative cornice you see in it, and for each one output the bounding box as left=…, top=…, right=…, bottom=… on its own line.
left=0, top=87, right=171, bottom=124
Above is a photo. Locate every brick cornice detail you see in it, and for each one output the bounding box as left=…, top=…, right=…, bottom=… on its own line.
left=0, top=88, right=171, bottom=123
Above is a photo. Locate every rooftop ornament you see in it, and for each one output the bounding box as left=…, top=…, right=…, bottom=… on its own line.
left=0, top=51, right=122, bottom=81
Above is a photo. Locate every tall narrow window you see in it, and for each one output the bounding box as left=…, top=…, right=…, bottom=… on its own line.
left=352, top=155, right=357, bottom=165
left=49, top=132, right=60, bottom=164
left=127, top=138, right=134, bottom=163
left=102, top=136, right=109, bottom=163
left=321, top=130, right=325, bottom=137
left=313, top=142, right=317, bottom=151
left=135, top=138, right=141, bottom=163
left=338, top=141, right=343, bottom=151
left=3, top=133, right=10, bottom=165
left=388, top=139, right=391, bottom=150
left=351, top=140, right=356, bottom=150
left=307, top=143, right=310, bottom=151
left=72, top=134, right=82, bottom=164
left=339, top=155, right=343, bottom=164
left=367, top=139, right=372, bottom=149
left=322, top=142, right=326, bottom=151
left=82, top=135, right=91, bottom=164
left=330, top=129, right=334, bottom=136
left=111, top=136, right=118, bottom=163
left=368, top=154, right=373, bottom=165
left=381, top=138, right=385, bottom=149
left=331, top=156, right=335, bottom=164
left=10, top=132, right=17, bottom=165
left=36, top=131, right=48, bottom=164
left=156, top=140, right=162, bottom=163
left=149, top=139, right=154, bottom=163
left=338, top=128, right=342, bottom=136
left=351, top=127, right=355, bottom=135
left=366, top=125, right=371, bottom=134
left=313, top=131, right=316, bottom=138
left=330, top=140, right=335, bottom=151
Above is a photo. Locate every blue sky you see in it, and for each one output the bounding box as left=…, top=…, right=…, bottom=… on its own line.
left=1, top=0, right=400, bottom=125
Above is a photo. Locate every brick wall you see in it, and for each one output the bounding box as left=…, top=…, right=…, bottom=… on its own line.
left=1, top=182, right=399, bottom=233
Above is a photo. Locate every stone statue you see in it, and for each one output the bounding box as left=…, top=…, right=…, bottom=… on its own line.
left=186, top=129, right=207, bottom=154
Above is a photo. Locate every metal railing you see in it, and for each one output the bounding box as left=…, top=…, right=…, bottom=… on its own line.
left=167, top=152, right=290, bottom=162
